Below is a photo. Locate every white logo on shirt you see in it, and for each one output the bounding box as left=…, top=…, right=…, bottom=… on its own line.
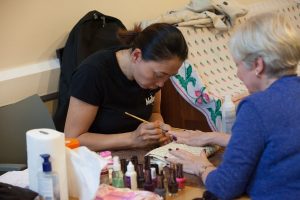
left=145, top=94, right=155, bottom=105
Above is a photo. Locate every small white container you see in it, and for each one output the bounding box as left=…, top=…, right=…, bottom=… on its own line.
left=221, top=95, right=236, bottom=134
left=125, top=161, right=137, bottom=190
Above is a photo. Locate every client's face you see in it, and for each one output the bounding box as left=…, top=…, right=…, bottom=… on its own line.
left=235, top=60, right=260, bottom=94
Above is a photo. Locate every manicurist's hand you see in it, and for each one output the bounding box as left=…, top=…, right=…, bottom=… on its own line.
left=131, top=121, right=167, bottom=148
left=169, top=130, right=230, bottom=147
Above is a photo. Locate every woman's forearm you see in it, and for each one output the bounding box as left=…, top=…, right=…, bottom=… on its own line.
left=76, top=131, right=134, bottom=151
left=208, top=132, right=231, bottom=147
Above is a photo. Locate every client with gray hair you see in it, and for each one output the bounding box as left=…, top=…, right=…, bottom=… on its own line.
left=166, top=12, right=300, bottom=199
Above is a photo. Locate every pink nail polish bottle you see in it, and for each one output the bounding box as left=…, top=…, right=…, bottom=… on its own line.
left=175, top=163, right=186, bottom=190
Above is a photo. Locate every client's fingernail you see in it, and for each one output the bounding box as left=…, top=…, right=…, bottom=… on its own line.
left=172, top=135, right=177, bottom=141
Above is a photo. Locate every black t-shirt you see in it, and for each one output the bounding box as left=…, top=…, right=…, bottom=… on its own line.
left=70, top=47, right=159, bottom=134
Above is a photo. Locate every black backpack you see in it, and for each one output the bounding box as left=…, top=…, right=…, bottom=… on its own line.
left=54, top=10, right=126, bottom=131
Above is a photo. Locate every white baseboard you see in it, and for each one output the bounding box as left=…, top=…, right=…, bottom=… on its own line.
left=0, top=59, right=60, bottom=107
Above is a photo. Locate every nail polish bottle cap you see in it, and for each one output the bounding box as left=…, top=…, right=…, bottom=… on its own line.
left=144, top=155, right=151, bottom=170
left=176, top=163, right=183, bottom=178
left=120, top=158, right=127, bottom=174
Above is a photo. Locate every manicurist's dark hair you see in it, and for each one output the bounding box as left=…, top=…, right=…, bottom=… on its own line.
left=118, top=23, right=188, bottom=62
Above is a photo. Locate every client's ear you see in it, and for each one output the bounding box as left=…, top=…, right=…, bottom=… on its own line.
left=254, top=56, right=265, bottom=76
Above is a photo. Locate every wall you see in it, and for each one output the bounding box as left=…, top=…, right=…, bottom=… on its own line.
left=0, top=0, right=263, bottom=107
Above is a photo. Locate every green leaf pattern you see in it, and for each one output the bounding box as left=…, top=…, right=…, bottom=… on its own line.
left=174, top=63, right=222, bottom=127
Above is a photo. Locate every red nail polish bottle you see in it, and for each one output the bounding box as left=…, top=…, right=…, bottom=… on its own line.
left=175, top=163, right=186, bottom=190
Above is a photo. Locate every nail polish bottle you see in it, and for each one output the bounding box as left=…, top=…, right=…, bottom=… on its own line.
left=131, top=155, right=138, bottom=172
left=176, top=163, right=186, bottom=190
left=120, top=158, right=127, bottom=175
left=168, top=167, right=178, bottom=196
left=154, top=174, right=166, bottom=199
left=143, top=169, right=154, bottom=192
left=137, top=164, right=145, bottom=189
left=144, top=155, right=151, bottom=170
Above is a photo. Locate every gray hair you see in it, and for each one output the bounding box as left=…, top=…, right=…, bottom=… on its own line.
left=229, top=12, right=300, bottom=78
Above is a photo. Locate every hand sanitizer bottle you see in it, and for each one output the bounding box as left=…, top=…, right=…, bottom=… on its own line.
left=38, top=154, right=60, bottom=200
left=221, top=95, right=236, bottom=134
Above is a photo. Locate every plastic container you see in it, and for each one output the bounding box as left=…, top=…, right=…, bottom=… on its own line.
left=125, top=161, right=137, bottom=190
left=221, top=95, right=236, bottom=134
left=112, top=156, right=124, bottom=188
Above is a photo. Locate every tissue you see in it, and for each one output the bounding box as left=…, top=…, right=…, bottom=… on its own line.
left=26, top=128, right=68, bottom=200
left=66, top=146, right=107, bottom=200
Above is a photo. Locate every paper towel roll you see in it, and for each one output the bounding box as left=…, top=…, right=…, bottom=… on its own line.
left=26, top=128, right=68, bottom=200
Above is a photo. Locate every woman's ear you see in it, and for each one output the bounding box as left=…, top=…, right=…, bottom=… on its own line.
left=130, top=48, right=142, bottom=63
left=254, top=56, right=265, bottom=76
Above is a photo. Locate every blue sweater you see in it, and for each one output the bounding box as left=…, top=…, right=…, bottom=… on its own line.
left=206, top=75, right=300, bottom=200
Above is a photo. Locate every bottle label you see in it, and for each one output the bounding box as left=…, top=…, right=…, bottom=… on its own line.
left=125, top=176, right=131, bottom=188
left=38, top=176, right=54, bottom=198
left=112, top=171, right=124, bottom=188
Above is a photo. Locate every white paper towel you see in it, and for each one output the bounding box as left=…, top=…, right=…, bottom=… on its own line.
left=26, top=128, right=68, bottom=200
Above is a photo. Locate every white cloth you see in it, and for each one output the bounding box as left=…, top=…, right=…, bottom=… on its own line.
left=141, top=0, right=248, bottom=31
left=0, top=169, right=29, bottom=188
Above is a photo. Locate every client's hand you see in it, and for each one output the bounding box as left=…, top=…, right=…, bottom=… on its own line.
left=166, top=148, right=213, bottom=177
left=168, top=130, right=213, bottom=147
left=131, top=121, right=167, bottom=148
left=169, top=130, right=230, bottom=147
left=158, top=122, right=172, bottom=145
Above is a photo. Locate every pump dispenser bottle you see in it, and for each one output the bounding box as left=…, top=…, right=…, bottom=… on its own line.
left=221, top=95, right=236, bottom=134
left=38, top=154, right=60, bottom=200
